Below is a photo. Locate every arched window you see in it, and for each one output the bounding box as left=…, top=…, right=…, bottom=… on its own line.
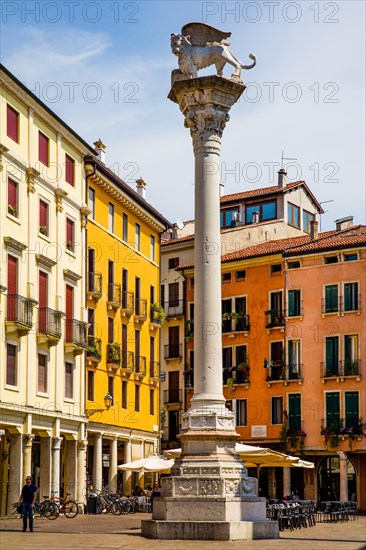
left=318, top=456, right=356, bottom=502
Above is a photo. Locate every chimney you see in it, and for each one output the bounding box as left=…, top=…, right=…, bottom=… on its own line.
left=335, top=216, right=353, bottom=231
left=136, top=178, right=147, bottom=199
left=278, top=168, right=287, bottom=189
left=252, top=211, right=259, bottom=224
left=310, top=219, right=318, bottom=240
left=93, top=139, right=106, bottom=163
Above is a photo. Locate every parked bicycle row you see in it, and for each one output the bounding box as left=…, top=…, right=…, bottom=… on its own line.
left=86, top=489, right=150, bottom=514
left=14, top=491, right=78, bottom=521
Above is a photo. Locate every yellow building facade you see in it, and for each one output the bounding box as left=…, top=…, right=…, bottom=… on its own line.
left=84, top=148, right=170, bottom=493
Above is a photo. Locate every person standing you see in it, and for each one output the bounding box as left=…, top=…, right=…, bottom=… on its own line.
left=18, top=476, right=38, bottom=532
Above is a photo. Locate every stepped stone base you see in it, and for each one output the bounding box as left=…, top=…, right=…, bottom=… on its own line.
left=141, top=519, right=278, bottom=540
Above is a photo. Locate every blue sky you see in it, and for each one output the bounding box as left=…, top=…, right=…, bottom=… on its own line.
left=1, top=0, right=365, bottom=230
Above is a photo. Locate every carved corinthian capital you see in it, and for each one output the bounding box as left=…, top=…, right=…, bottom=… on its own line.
left=184, top=107, right=229, bottom=141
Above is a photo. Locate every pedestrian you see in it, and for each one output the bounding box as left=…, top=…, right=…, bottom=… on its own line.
left=18, top=475, right=37, bottom=532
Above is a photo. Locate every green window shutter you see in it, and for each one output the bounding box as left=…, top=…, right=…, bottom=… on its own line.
left=326, top=337, right=339, bottom=374
left=288, top=394, right=301, bottom=430
left=288, top=291, right=295, bottom=316
left=345, top=392, right=359, bottom=428
left=325, top=285, right=338, bottom=312
left=326, top=392, right=340, bottom=429
left=344, top=283, right=358, bottom=311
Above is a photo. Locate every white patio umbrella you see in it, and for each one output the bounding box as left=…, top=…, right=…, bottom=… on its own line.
left=118, top=455, right=174, bottom=473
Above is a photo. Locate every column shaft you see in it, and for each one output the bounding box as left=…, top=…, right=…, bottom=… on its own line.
left=109, top=438, right=118, bottom=491
left=93, top=434, right=103, bottom=492
left=7, top=434, right=22, bottom=515
left=65, top=440, right=77, bottom=499
left=51, top=437, right=62, bottom=496
left=338, top=452, right=348, bottom=502
left=40, top=437, right=52, bottom=499
left=283, top=467, right=291, bottom=498
left=77, top=439, right=87, bottom=506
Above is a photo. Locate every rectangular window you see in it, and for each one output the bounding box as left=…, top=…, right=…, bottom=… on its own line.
left=87, top=371, right=94, bottom=401
left=288, top=289, right=301, bottom=316
left=344, top=335, right=359, bottom=375
left=324, top=285, right=339, bottom=313
left=246, top=201, right=276, bottom=224
left=222, top=347, right=233, bottom=370
left=7, top=177, right=18, bottom=218
left=108, top=317, right=114, bottom=343
left=135, top=384, right=140, bottom=412
left=270, top=264, right=282, bottom=275
left=88, top=187, right=95, bottom=219
left=326, top=392, right=340, bottom=428
left=108, top=202, right=114, bottom=233
left=220, top=207, right=240, bottom=228
left=235, top=270, right=246, bottom=281
left=38, top=131, right=49, bottom=166
left=287, top=261, right=301, bottom=269
left=6, top=343, right=17, bottom=387
left=65, top=362, right=73, bottom=399
left=150, top=235, right=155, bottom=261
left=122, top=213, right=128, bottom=242
left=65, top=154, right=75, bottom=186
left=39, top=200, right=49, bottom=236
left=222, top=273, right=232, bottom=283
left=303, top=210, right=315, bottom=233
left=7, top=104, right=19, bottom=142
left=168, top=326, right=180, bottom=357
left=288, top=340, right=301, bottom=379
left=168, top=282, right=179, bottom=307
left=288, top=202, right=300, bottom=228
left=288, top=394, right=301, bottom=430
left=108, top=376, right=114, bottom=405
left=150, top=389, right=155, bottom=416
left=168, top=257, right=179, bottom=270
left=345, top=392, right=359, bottom=428
left=344, top=253, right=358, bottom=262
left=271, top=396, right=283, bottom=425
left=325, top=336, right=339, bottom=375
left=222, top=298, right=232, bottom=333
left=37, top=353, right=47, bottom=393
left=122, top=381, right=127, bottom=409
left=189, top=278, right=194, bottom=289
left=135, top=223, right=141, bottom=251
left=66, top=218, right=75, bottom=252
left=236, top=399, right=247, bottom=426
left=344, top=282, right=358, bottom=311
left=324, top=256, right=338, bottom=264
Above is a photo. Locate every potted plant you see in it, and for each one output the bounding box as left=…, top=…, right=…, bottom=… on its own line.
left=226, top=377, right=235, bottom=396
left=150, top=303, right=167, bottom=324
left=8, top=204, right=17, bottom=216
left=87, top=342, right=101, bottom=360
left=107, top=342, right=120, bottom=364
left=321, top=422, right=341, bottom=449
left=66, top=240, right=73, bottom=251
left=185, top=319, right=194, bottom=340
left=39, top=225, right=48, bottom=236
left=344, top=358, right=359, bottom=376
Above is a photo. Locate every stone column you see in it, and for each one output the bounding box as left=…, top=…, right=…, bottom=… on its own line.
left=138, top=440, right=144, bottom=487
left=7, top=434, right=22, bottom=515
left=268, top=467, right=277, bottom=499
left=124, top=439, right=132, bottom=495
left=77, top=439, right=87, bottom=506
left=338, top=451, right=348, bottom=502
left=51, top=437, right=62, bottom=496
left=142, top=73, right=277, bottom=540
left=40, top=436, right=52, bottom=499
left=283, top=467, right=291, bottom=499
left=93, top=433, right=103, bottom=492
left=109, top=437, right=118, bottom=492
left=65, top=440, right=77, bottom=499
left=22, top=434, right=34, bottom=481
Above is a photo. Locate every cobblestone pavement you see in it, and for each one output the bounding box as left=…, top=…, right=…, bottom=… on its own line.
left=0, top=513, right=365, bottom=550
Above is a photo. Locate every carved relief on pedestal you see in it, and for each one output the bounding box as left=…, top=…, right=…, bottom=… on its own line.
left=175, top=479, right=197, bottom=496
left=200, top=479, right=221, bottom=496
left=182, top=467, right=200, bottom=475
left=201, top=467, right=219, bottom=475
left=224, top=478, right=241, bottom=496
left=241, top=477, right=257, bottom=496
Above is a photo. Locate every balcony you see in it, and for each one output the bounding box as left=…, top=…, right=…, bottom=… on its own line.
left=121, top=350, right=134, bottom=375
left=106, top=342, right=121, bottom=371
left=164, top=299, right=184, bottom=317
left=87, top=272, right=102, bottom=300
left=265, top=310, right=285, bottom=329
left=121, top=291, right=134, bottom=316
left=164, top=343, right=182, bottom=360
left=150, top=305, right=165, bottom=328
left=37, top=307, right=63, bottom=345
left=321, top=360, right=361, bottom=381
left=321, top=298, right=340, bottom=315
left=107, top=283, right=121, bottom=310
left=64, top=319, right=87, bottom=355
left=342, top=359, right=361, bottom=377
left=163, top=389, right=182, bottom=404
left=86, top=336, right=102, bottom=366
left=5, top=294, right=35, bottom=335
left=149, top=360, right=160, bottom=381
left=185, top=320, right=194, bottom=341
left=321, top=418, right=365, bottom=447
left=321, top=361, right=341, bottom=378
left=222, top=313, right=250, bottom=334
left=134, top=355, right=146, bottom=379
left=223, top=365, right=250, bottom=386
left=341, top=295, right=361, bottom=314
left=135, top=298, right=147, bottom=322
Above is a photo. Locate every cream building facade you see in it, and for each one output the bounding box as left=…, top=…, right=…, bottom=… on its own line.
left=0, top=65, right=95, bottom=514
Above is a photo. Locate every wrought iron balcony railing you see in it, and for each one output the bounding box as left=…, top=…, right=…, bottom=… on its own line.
left=6, top=294, right=34, bottom=328
left=163, top=389, right=182, bottom=404
left=65, top=319, right=87, bottom=348
left=107, top=283, right=121, bottom=308
left=38, top=307, right=63, bottom=339
left=164, top=343, right=182, bottom=360
left=122, top=350, right=134, bottom=372
left=342, top=359, right=361, bottom=376
left=121, top=291, right=134, bottom=314
left=265, top=310, right=285, bottom=328
left=149, top=360, right=160, bottom=379
left=86, top=336, right=102, bottom=361
left=87, top=271, right=102, bottom=298
left=134, top=355, right=146, bottom=376
left=321, top=361, right=342, bottom=378
left=163, top=299, right=184, bottom=317
left=106, top=343, right=121, bottom=366
left=135, top=298, right=147, bottom=320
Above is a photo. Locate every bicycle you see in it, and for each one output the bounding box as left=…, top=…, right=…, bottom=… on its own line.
left=33, top=499, right=59, bottom=520
left=49, top=491, right=78, bottom=518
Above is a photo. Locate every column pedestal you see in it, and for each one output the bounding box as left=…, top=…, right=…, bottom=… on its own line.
left=142, top=74, right=277, bottom=541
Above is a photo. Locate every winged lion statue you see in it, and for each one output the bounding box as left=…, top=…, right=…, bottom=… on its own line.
left=171, top=22, right=256, bottom=80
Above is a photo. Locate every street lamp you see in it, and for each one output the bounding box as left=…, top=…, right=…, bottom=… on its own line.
left=85, top=393, right=113, bottom=418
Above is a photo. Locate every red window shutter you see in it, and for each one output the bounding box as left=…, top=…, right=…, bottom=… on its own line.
left=39, top=200, right=48, bottom=233
left=6, top=344, right=17, bottom=386
left=38, top=132, right=49, bottom=166
left=8, top=178, right=18, bottom=213
left=66, top=218, right=74, bottom=246
left=65, top=154, right=75, bottom=186
left=39, top=271, right=48, bottom=309
left=66, top=285, right=73, bottom=320
left=7, top=255, right=18, bottom=295
left=7, top=104, right=19, bottom=142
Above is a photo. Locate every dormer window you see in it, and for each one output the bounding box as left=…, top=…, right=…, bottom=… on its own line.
left=220, top=207, right=240, bottom=228
left=245, top=201, right=276, bottom=224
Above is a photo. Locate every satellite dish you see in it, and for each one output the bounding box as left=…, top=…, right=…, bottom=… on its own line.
left=175, top=220, right=184, bottom=230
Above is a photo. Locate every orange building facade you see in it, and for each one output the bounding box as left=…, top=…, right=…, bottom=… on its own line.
left=182, top=222, right=366, bottom=510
